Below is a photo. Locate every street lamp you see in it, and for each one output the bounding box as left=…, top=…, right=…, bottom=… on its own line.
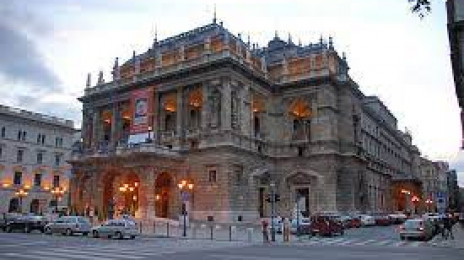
left=15, top=188, right=28, bottom=213
left=177, top=179, right=194, bottom=237
left=425, top=198, right=433, bottom=213
left=50, top=187, right=66, bottom=213
left=411, top=196, right=420, bottom=215
left=119, top=182, right=138, bottom=216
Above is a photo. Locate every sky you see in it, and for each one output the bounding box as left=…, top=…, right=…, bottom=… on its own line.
left=0, top=0, right=463, bottom=186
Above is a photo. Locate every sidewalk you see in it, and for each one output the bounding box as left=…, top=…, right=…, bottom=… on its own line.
left=429, top=223, right=464, bottom=249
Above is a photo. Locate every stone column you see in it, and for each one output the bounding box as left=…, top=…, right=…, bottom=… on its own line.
left=221, top=79, right=232, bottom=131
left=92, top=110, right=100, bottom=147
left=154, top=91, right=160, bottom=143
left=201, top=83, right=209, bottom=131
left=110, top=103, right=118, bottom=147
left=176, top=87, right=184, bottom=142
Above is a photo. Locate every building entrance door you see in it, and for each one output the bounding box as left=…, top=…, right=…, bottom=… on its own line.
left=295, top=188, right=310, bottom=217
left=155, top=172, right=172, bottom=219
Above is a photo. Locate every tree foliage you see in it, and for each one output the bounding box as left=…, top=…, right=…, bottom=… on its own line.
left=409, top=0, right=431, bottom=18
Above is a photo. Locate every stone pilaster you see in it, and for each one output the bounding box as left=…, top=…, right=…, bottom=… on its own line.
left=176, top=87, right=184, bottom=147
left=92, top=110, right=100, bottom=147
left=220, top=79, right=232, bottom=131
left=110, top=103, right=118, bottom=147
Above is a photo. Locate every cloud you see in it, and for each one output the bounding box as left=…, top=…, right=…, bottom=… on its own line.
left=0, top=1, right=60, bottom=90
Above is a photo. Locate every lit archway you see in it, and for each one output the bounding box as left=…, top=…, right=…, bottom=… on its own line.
left=155, top=172, right=173, bottom=218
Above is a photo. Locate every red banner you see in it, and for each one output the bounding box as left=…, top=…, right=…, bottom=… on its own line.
left=130, top=87, right=154, bottom=134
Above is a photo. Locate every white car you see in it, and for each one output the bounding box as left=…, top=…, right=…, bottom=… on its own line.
left=91, top=219, right=139, bottom=239
left=359, top=215, right=376, bottom=226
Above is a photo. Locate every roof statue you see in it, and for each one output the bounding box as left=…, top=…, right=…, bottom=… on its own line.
left=112, top=57, right=120, bottom=80
left=86, top=73, right=91, bottom=88
left=97, top=70, right=105, bottom=85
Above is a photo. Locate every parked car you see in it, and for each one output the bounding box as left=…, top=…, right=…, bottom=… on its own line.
left=291, top=217, right=311, bottom=234
left=5, top=214, right=47, bottom=233
left=349, top=216, right=362, bottom=228
left=44, top=216, right=91, bottom=236
left=372, top=213, right=391, bottom=226
left=388, top=213, right=407, bottom=224
left=92, top=219, right=139, bottom=239
left=310, top=215, right=344, bottom=236
left=399, top=218, right=434, bottom=241
left=339, top=215, right=352, bottom=228
left=359, top=215, right=376, bottom=226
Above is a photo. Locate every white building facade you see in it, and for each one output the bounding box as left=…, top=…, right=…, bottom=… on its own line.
left=0, top=104, right=77, bottom=214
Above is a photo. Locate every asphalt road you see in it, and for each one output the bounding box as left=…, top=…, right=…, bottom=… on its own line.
left=0, top=227, right=462, bottom=260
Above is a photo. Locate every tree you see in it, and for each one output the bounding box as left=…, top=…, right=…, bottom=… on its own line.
left=409, top=0, right=431, bottom=18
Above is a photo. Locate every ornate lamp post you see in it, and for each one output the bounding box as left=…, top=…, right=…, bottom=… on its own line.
left=15, top=188, right=28, bottom=213
left=425, top=198, right=433, bottom=213
left=411, top=196, right=420, bottom=215
left=50, top=187, right=66, bottom=213
left=177, top=179, right=194, bottom=237
left=119, top=182, right=139, bottom=216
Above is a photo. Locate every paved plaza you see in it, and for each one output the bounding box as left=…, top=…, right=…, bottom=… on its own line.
left=0, top=225, right=463, bottom=260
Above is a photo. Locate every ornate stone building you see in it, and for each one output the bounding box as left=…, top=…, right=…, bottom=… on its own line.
left=70, top=20, right=425, bottom=223
left=0, top=104, right=77, bottom=214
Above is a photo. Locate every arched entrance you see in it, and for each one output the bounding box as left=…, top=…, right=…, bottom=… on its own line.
left=8, top=198, right=19, bottom=213
left=30, top=199, right=40, bottom=214
left=285, top=170, right=322, bottom=216
left=155, top=172, right=172, bottom=218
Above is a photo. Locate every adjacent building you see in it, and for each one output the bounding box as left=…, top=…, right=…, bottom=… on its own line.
left=68, top=18, right=440, bottom=224
left=447, top=0, right=464, bottom=148
left=0, top=104, right=77, bottom=214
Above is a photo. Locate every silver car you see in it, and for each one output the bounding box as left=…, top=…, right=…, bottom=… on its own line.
left=91, top=219, right=139, bottom=239
left=399, top=218, right=434, bottom=241
left=45, top=216, right=91, bottom=236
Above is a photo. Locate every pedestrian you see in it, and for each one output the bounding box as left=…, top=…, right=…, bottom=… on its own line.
left=444, top=214, right=454, bottom=240
left=262, top=220, right=269, bottom=243
left=283, top=218, right=290, bottom=242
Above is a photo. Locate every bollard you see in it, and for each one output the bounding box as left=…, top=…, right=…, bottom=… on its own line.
left=139, top=222, right=143, bottom=234
left=229, top=226, right=232, bottom=241
left=247, top=227, right=253, bottom=243
left=153, top=221, right=156, bottom=234
left=210, top=225, right=214, bottom=240
left=167, top=222, right=170, bottom=238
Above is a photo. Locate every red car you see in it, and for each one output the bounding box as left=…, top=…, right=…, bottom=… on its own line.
left=349, top=217, right=362, bottom=228
left=310, top=215, right=344, bottom=236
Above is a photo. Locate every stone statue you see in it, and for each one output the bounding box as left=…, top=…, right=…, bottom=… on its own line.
left=209, top=89, right=221, bottom=128
left=231, top=91, right=239, bottom=129
left=97, top=71, right=105, bottom=85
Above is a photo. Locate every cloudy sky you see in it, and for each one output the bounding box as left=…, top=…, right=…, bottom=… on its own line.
left=0, top=0, right=463, bottom=185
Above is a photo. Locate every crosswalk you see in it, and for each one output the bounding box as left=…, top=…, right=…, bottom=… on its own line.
left=293, top=237, right=429, bottom=248
left=0, top=240, right=248, bottom=260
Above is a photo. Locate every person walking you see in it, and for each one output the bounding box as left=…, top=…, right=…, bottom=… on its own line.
left=444, top=214, right=454, bottom=240
left=283, top=218, right=290, bottom=242
left=262, top=220, right=270, bottom=243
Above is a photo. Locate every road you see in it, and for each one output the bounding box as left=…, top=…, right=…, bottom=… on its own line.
left=0, top=226, right=462, bottom=260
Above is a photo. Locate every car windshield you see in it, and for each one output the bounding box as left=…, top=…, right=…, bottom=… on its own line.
left=404, top=220, right=422, bottom=229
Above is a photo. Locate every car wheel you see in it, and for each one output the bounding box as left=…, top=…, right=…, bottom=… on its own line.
left=115, top=231, right=124, bottom=240
left=65, top=228, right=73, bottom=236
left=107, top=235, right=112, bottom=239
left=92, top=230, right=99, bottom=238
left=341, top=230, right=344, bottom=236
left=6, top=226, right=12, bottom=233
left=45, top=227, right=51, bottom=235
left=24, top=226, right=30, bottom=233
left=83, top=232, right=89, bottom=236
left=400, top=236, right=405, bottom=241
left=130, top=235, right=135, bottom=240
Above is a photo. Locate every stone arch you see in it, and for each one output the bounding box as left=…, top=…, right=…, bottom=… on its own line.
left=8, top=198, right=19, bottom=213
left=30, top=199, right=40, bottom=214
